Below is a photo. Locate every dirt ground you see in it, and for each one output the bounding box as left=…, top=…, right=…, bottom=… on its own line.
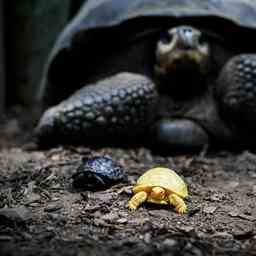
left=0, top=108, right=256, bottom=256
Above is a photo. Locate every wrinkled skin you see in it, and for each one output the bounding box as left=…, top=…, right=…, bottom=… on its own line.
left=36, top=25, right=256, bottom=151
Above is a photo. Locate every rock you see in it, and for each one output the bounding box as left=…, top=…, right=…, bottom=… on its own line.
left=44, top=203, right=62, bottom=212
left=203, top=206, right=217, bottom=214
left=117, top=218, right=128, bottom=224
left=24, top=193, right=41, bottom=205
left=46, top=226, right=55, bottom=231
left=178, top=225, right=195, bottom=235
left=226, top=181, right=239, bottom=189
left=162, top=238, right=177, bottom=247
left=228, top=209, right=240, bottom=217
left=100, top=212, right=119, bottom=223
left=0, top=235, right=13, bottom=241
left=209, top=193, right=224, bottom=202
left=0, top=206, right=32, bottom=223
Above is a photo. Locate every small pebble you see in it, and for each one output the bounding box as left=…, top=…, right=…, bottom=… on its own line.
left=25, top=193, right=41, bottom=205
left=203, top=206, right=217, bottom=214
left=144, top=232, right=151, bottom=243
left=117, top=218, right=128, bottom=224
left=0, top=236, right=13, bottom=241
left=0, top=206, right=32, bottom=223
left=44, top=203, right=62, bottom=212
left=178, top=225, right=195, bottom=234
left=162, top=238, right=177, bottom=247
left=229, top=209, right=240, bottom=217
left=46, top=226, right=55, bottom=231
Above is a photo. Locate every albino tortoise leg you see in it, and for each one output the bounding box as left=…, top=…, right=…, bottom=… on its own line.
left=168, top=193, right=187, bottom=214
left=128, top=191, right=148, bottom=211
left=151, top=118, right=209, bottom=151
left=35, top=72, right=157, bottom=146
left=215, top=54, right=256, bottom=138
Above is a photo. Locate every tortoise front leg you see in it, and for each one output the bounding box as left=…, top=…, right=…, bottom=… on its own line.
left=215, top=54, right=256, bottom=140
left=128, top=191, right=148, bottom=211
left=168, top=193, right=187, bottom=214
left=35, top=72, right=157, bottom=146
left=152, top=118, right=209, bottom=151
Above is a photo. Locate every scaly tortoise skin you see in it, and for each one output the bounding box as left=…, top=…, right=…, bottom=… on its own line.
left=128, top=167, right=188, bottom=214
left=36, top=0, right=256, bottom=151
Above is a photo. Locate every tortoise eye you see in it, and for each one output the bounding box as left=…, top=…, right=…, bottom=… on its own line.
left=161, top=33, right=173, bottom=45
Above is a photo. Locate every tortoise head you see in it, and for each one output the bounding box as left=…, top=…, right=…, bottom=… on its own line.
left=150, top=186, right=166, bottom=200
left=155, top=26, right=210, bottom=95
left=72, top=168, right=106, bottom=190
left=155, top=26, right=210, bottom=75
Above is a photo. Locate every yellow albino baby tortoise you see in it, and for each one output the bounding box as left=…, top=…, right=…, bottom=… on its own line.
left=128, top=167, right=188, bottom=214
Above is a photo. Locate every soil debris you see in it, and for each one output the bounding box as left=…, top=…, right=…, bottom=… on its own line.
left=0, top=110, right=256, bottom=255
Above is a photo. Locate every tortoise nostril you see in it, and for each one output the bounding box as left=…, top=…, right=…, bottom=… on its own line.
left=182, top=27, right=192, bottom=34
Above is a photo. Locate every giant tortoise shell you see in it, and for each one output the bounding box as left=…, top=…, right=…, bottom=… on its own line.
left=36, top=0, right=256, bottom=151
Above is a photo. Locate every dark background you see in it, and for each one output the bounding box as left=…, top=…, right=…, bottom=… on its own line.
left=0, top=0, right=85, bottom=114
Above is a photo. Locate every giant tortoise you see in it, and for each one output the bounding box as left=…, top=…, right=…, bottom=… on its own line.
left=35, top=0, right=256, bottom=151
